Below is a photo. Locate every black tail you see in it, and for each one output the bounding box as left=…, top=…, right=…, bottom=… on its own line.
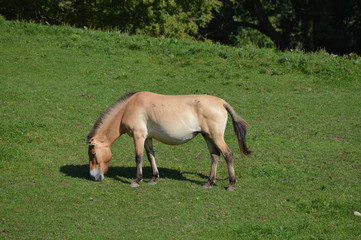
left=224, top=103, right=251, bottom=155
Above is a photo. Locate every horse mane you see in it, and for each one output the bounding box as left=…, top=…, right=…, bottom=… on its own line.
left=87, top=91, right=137, bottom=142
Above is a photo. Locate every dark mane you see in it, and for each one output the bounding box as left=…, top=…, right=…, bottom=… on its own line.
left=87, top=92, right=137, bottom=142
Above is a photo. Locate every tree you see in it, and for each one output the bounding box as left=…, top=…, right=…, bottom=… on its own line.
left=203, top=0, right=361, bottom=54
left=0, top=0, right=222, bottom=39
left=1, top=0, right=360, bottom=54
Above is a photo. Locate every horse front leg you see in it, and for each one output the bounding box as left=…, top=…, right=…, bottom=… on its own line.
left=130, top=135, right=145, bottom=188
left=145, top=139, right=159, bottom=185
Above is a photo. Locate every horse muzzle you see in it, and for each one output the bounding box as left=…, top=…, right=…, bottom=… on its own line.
left=90, top=169, right=104, bottom=181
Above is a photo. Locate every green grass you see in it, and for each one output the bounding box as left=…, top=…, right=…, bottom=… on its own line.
left=1, top=18, right=361, bottom=239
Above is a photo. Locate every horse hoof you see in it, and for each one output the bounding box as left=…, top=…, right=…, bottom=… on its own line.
left=202, top=183, right=212, bottom=189
left=226, top=186, right=236, bottom=191
left=130, top=182, right=140, bottom=188
left=148, top=180, right=157, bottom=185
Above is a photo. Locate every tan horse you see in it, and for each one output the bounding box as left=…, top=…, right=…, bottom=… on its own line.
left=87, top=91, right=251, bottom=191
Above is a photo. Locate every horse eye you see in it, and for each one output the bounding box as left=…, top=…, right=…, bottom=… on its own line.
left=92, top=152, right=97, bottom=157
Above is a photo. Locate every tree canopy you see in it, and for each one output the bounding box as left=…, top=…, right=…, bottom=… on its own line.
left=205, top=0, right=361, bottom=54
left=1, top=0, right=360, bottom=54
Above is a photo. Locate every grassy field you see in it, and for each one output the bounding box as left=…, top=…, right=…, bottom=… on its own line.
left=1, top=18, right=361, bottom=239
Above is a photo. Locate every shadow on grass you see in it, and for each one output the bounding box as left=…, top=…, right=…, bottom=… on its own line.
left=59, top=164, right=208, bottom=185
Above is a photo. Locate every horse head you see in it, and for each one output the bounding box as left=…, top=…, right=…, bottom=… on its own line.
left=87, top=139, right=112, bottom=181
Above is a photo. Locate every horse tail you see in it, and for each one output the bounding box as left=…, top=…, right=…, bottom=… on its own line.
left=224, top=103, right=251, bottom=155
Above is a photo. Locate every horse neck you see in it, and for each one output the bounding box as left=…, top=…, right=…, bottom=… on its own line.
left=93, top=109, right=125, bottom=147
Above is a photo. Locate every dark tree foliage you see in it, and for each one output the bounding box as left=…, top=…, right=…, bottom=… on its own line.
left=203, top=0, right=361, bottom=54
left=1, top=0, right=360, bottom=54
left=0, top=0, right=221, bottom=39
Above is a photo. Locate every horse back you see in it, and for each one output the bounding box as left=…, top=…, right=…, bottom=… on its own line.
left=121, top=92, right=228, bottom=140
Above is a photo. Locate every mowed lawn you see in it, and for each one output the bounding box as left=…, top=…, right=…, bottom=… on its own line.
left=1, top=18, right=361, bottom=239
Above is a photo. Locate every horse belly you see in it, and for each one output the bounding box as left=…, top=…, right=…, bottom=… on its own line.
left=147, top=121, right=200, bottom=145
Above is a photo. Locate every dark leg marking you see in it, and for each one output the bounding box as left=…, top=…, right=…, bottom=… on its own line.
left=224, top=150, right=236, bottom=191
left=202, top=135, right=220, bottom=189
left=130, top=154, right=143, bottom=188
left=203, top=152, right=220, bottom=189
left=145, top=139, right=159, bottom=185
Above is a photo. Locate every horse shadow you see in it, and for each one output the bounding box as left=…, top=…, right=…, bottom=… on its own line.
left=59, top=164, right=208, bottom=186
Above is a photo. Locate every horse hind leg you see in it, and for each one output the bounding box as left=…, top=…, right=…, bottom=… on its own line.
left=213, top=137, right=237, bottom=191
left=202, top=135, right=220, bottom=189
left=224, top=149, right=236, bottom=191
left=145, top=139, right=159, bottom=185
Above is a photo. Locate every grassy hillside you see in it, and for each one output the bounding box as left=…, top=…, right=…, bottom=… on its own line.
left=1, top=18, right=361, bottom=239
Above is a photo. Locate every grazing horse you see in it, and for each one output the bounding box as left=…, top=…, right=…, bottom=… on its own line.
left=87, top=91, right=251, bottom=191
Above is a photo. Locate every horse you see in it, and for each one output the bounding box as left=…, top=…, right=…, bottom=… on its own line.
left=87, top=91, right=251, bottom=191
